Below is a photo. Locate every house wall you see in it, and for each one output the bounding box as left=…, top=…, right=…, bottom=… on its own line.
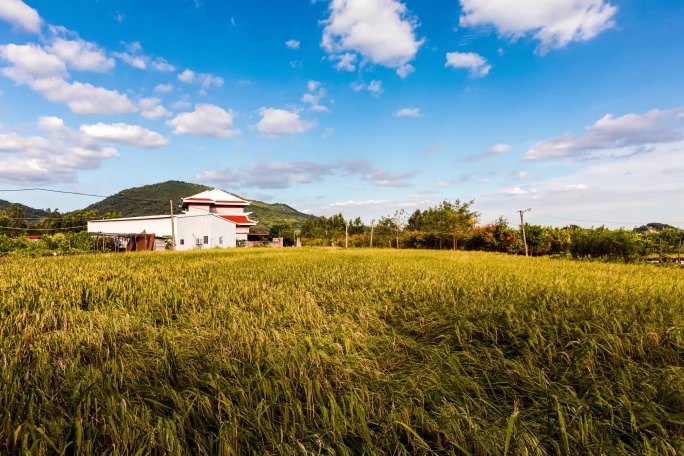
left=88, top=215, right=237, bottom=251
left=176, top=215, right=236, bottom=250
left=88, top=217, right=173, bottom=237
left=210, top=206, right=247, bottom=215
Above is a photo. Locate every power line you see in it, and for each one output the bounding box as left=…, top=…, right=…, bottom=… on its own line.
left=1, top=225, right=89, bottom=231
left=0, top=187, right=181, bottom=204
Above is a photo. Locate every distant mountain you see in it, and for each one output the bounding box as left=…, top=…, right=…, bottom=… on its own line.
left=0, top=199, right=50, bottom=218
left=83, top=181, right=316, bottom=231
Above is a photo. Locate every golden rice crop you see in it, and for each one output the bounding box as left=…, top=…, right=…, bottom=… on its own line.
left=1, top=248, right=683, bottom=455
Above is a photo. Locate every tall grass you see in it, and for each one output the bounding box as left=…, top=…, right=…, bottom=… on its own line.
left=1, top=249, right=683, bottom=454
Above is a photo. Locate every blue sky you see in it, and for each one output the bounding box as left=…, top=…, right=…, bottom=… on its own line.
left=1, top=0, right=683, bottom=228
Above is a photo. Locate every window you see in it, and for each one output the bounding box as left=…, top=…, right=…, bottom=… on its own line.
left=204, top=236, right=209, bottom=244
left=180, top=239, right=184, bottom=245
left=219, top=236, right=224, bottom=245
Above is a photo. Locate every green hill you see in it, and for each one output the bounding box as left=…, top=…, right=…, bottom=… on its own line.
left=83, top=181, right=316, bottom=231
left=0, top=199, right=50, bottom=218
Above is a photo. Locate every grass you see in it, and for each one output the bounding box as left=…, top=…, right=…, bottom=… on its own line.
left=1, top=248, right=683, bottom=455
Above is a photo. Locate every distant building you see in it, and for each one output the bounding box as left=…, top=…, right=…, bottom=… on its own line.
left=181, top=189, right=258, bottom=242
left=87, top=188, right=259, bottom=251
left=88, top=213, right=237, bottom=250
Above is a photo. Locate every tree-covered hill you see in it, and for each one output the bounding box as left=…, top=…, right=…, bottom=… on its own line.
left=0, top=199, right=50, bottom=218
left=82, top=181, right=316, bottom=231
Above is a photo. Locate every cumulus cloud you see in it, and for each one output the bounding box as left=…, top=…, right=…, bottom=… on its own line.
left=352, top=80, right=384, bottom=97
left=0, top=0, right=42, bottom=33
left=256, top=108, right=315, bottom=138
left=80, top=122, right=169, bottom=148
left=394, top=107, right=420, bottom=117
left=328, top=53, right=357, bottom=72
left=113, top=41, right=175, bottom=72
left=167, top=104, right=240, bottom=138
left=139, top=97, right=172, bottom=119
left=301, top=81, right=329, bottom=112
left=396, top=63, right=415, bottom=78
left=524, top=108, right=684, bottom=160
left=458, top=0, right=618, bottom=53
left=177, top=68, right=223, bottom=90
left=0, top=116, right=119, bottom=184
left=0, top=43, right=67, bottom=81
left=195, top=159, right=416, bottom=189
left=154, top=83, right=174, bottom=93
left=285, top=39, right=300, bottom=50
left=0, top=43, right=136, bottom=114
left=45, top=28, right=115, bottom=72
left=28, top=77, right=137, bottom=114
left=321, top=0, right=423, bottom=70
left=445, top=51, right=491, bottom=77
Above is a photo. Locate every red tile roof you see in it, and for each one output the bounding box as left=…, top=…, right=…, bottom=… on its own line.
left=219, top=215, right=257, bottom=225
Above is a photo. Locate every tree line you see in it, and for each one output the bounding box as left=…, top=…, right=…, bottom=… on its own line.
left=296, top=199, right=682, bottom=263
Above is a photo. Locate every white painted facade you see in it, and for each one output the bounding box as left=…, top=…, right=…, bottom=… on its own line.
left=87, top=213, right=237, bottom=250
left=182, top=189, right=258, bottom=242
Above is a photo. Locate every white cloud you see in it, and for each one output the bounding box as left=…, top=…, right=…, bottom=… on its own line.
left=367, top=80, right=383, bottom=96
left=394, top=107, right=420, bottom=117
left=171, top=96, right=191, bottom=110
left=308, top=80, right=321, bottom=92
left=487, top=143, right=510, bottom=154
left=463, top=143, right=510, bottom=161
left=0, top=117, right=118, bottom=184
left=497, top=186, right=533, bottom=196
left=480, top=140, right=684, bottom=228
left=445, top=51, right=491, bottom=77
left=396, top=63, right=415, bottom=78
left=195, top=159, right=415, bottom=189
left=302, top=81, right=329, bottom=112
left=330, top=200, right=389, bottom=207
left=80, top=122, right=169, bottom=148
left=177, top=68, right=223, bottom=89
left=154, top=83, right=174, bottom=93
left=167, top=104, right=240, bottom=138
left=113, top=42, right=175, bottom=72
left=551, top=184, right=588, bottom=192
left=321, top=0, right=424, bottom=69
left=256, top=108, right=316, bottom=138
left=46, top=36, right=115, bottom=73
left=459, top=0, right=618, bottom=53
left=139, top=97, right=172, bottom=119
left=0, top=43, right=67, bottom=81
left=114, top=52, right=146, bottom=69
left=0, top=43, right=136, bottom=115
left=0, top=0, right=42, bottom=33
left=525, top=108, right=684, bottom=160
left=285, top=39, right=301, bottom=50
left=178, top=69, right=195, bottom=82
left=328, top=53, right=357, bottom=72
left=513, top=171, right=536, bottom=179
left=28, top=77, right=137, bottom=115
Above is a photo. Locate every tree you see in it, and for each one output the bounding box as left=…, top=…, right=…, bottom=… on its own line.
left=0, top=204, right=27, bottom=237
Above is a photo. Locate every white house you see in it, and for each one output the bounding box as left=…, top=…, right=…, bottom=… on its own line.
left=87, top=212, right=237, bottom=250
left=181, top=189, right=258, bottom=242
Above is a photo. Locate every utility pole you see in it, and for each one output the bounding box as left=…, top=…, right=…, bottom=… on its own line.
left=345, top=220, right=349, bottom=249
left=518, top=208, right=531, bottom=257
left=370, top=219, right=375, bottom=248
left=170, top=200, right=176, bottom=251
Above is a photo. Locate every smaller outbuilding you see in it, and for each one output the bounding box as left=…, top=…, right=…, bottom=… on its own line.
left=87, top=212, right=237, bottom=251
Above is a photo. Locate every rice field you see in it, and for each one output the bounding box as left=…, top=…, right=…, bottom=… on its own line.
left=1, top=248, right=683, bottom=455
